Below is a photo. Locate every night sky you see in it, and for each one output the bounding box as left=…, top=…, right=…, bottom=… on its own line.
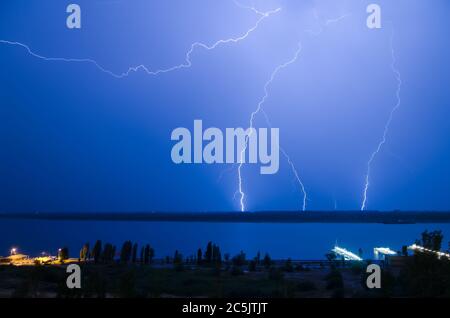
left=1, top=0, right=450, bottom=213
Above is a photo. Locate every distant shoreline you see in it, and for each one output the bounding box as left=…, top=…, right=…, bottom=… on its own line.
left=1, top=211, right=450, bottom=224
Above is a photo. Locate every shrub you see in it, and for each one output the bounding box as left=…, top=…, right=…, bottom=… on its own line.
left=232, top=251, right=246, bottom=267
left=230, top=266, right=244, bottom=276
left=325, top=269, right=344, bottom=290
left=283, top=258, right=294, bottom=272
left=297, top=280, right=316, bottom=292
left=268, top=267, right=284, bottom=281
left=248, top=260, right=257, bottom=272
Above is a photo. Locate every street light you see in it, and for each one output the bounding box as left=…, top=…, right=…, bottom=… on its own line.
left=10, top=248, right=17, bottom=256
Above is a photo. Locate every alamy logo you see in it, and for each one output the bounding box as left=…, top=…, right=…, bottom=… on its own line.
left=366, top=4, right=382, bottom=29
left=366, top=264, right=381, bottom=289
left=171, top=120, right=280, bottom=174
left=66, top=4, right=81, bottom=29
left=66, top=264, right=81, bottom=289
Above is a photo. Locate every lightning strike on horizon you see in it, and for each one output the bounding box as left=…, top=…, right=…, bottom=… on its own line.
left=260, top=109, right=308, bottom=212
left=280, top=147, right=308, bottom=211
left=361, top=27, right=402, bottom=211
left=0, top=5, right=281, bottom=79
left=237, top=42, right=303, bottom=212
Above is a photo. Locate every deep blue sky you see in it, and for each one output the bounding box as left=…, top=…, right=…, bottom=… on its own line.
left=1, top=0, right=449, bottom=212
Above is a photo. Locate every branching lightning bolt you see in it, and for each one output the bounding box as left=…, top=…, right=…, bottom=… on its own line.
left=306, top=11, right=351, bottom=37
left=237, top=42, right=304, bottom=212
left=1, top=3, right=364, bottom=213
left=361, top=27, right=402, bottom=211
left=236, top=11, right=351, bottom=212
left=0, top=5, right=281, bottom=79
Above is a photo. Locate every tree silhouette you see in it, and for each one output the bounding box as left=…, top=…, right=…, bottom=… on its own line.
left=143, top=244, right=154, bottom=265
left=232, top=251, right=246, bottom=267
left=197, top=248, right=202, bottom=265
left=80, top=243, right=90, bottom=262
left=421, top=230, right=444, bottom=250
left=256, top=251, right=261, bottom=265
left=132, top=243, right=138, bottom=263
left=92, top=240, right=102, bottom=264
left=149, top=246, right=155, bottom=263
left=59, top=247, right=69, bottom=261
left=212, top=244, right=222, bottom=265
left=111, top=245, right=116, bottom=261
left=120, top=241, right=133, bottom=264
left=263, top=253, right=272, bottom=269
left=101, top=243, right=115, bottom=263
left=402, top=245, right=408, bottom=256
left=205, top=242, right=213, bottom=263
left=174, top=250, right=184, bottom=271
left=140, top=247, right=145, bottom=264
left=283, top=258, right=294, bottom=272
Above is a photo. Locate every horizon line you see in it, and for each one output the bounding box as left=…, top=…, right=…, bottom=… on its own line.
left=1, top=211, right=450, bottom=224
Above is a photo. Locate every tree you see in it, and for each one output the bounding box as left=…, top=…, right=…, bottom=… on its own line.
left=112, top=245, right=116, bottom=262
left=256, top=251, right=261, bottom=265
left=132, top=243, right=138, bottom=263
left=420, top=230, right=443, bottom=251
left=59, top=247, right=69, bottom=261
left=120, top=241, right=133, bottom=264
left=212, top=244, right=222, bottom=265
left=101, top=243, right=115, bottom=263
left=173, top=250, right=184, bottom=272
left=431, top=231, right=443, bottom=251
left=92, top=240, right=102, bottom=264
left=144, top=244, right=152, bottom=265
left=325, top=252, right=337, bottom=262
left=248, top=260, right=257, bottom=272
left=263, top=253, right=272, bottom=269
left=197, top=248, right=202, bottom=265
left=402, top=245, right=408, bottom=256
left=174, top=250, right=183, bottom=265
left=149, top=246, right=155, bottom=263
left=232, top=251, right=246, bottom=267
left=205, top=242, right=213, bottom=263
left=80, top=243, right=90, bottom=262
left=140, top=247, right=145, bottom=264
left=283, top=258, right=294, bottom=272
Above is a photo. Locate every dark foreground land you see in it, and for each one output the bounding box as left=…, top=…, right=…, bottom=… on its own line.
left=2, top=211, right=450, bottom=223
left=1, top=255, right=450, bottom=298
left=1, top=230, right=449, bottom=298
left=0, top=262, right=362, bottom=298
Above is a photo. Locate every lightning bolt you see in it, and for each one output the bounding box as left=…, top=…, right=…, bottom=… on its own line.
left=237, top=42, right=303, bottom=212
left=280, top=147, right=308, bottom=211
left=260, top=109, right=308, bottom=212
left=306, top=11, right=351, bottom=37
left=361, top=27, right=402, bottom=211
left=1, top=4, right=364, bottom=213
left=0, top=5, right=281, bottom=79
left=232, top=0, right=269, bottom=16
left=236, top=11, right=351, bottom=212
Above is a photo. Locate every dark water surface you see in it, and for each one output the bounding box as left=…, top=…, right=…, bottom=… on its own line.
left=1, top=220, right=450, bottom=259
